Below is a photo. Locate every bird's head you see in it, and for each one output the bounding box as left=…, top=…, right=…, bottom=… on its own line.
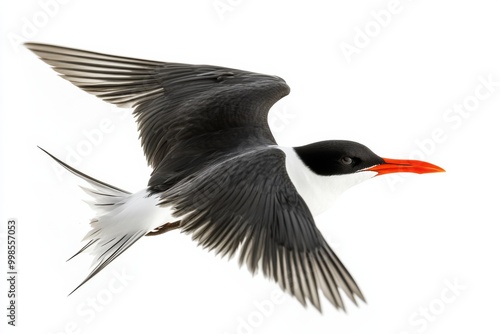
left=294, top=140, right=444, bottom=177
left=291, top=140, right=444, bottom=215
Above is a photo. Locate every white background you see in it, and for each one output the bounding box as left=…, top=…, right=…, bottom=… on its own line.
left=1, top=0, right=500, bottom=333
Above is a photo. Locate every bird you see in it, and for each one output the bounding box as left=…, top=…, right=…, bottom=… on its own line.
left=26, top=42, right=444, bottom=312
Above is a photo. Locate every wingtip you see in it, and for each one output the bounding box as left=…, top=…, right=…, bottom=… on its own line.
left=312, top=301, right=323, bottom=314
left=23, top=41, right=34, bottom=49
left=24, top=41, right=60, bottom=51
left=355, top=290, right=367, bottom=304
left=24, top=42, right=44, bottom=54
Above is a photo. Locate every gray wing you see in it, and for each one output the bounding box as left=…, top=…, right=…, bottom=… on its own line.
left=162, top=147, right=365, bottom=311
left=25, top=43, right=290, bottom=191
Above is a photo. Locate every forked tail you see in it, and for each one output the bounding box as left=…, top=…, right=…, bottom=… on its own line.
left=39, top=147, right=171, bottom=294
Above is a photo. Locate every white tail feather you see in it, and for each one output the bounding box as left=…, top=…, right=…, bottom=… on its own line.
left=70, top=188, right=170, bottom=294
left=38, top=148, right=173, bottom=294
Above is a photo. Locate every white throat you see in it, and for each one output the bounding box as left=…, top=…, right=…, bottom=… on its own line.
left=279, top=146, right=376, bottom=216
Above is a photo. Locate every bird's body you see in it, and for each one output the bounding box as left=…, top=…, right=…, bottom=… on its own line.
left=26, top=43, right=444, bottom=311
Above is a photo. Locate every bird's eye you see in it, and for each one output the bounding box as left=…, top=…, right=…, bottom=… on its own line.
left=341, top=156, right=353, bottom=165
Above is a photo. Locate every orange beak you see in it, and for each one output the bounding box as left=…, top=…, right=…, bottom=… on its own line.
left=367, top=158, right=445, bottom=175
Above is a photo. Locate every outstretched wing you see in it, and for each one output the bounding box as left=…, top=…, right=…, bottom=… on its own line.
left=163, top=147, right=365, bottom=311
left=25, top=43, right=290, bottom=191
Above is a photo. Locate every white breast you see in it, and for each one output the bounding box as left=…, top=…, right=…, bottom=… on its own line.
left=278, top=146, right=376, bottom=216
